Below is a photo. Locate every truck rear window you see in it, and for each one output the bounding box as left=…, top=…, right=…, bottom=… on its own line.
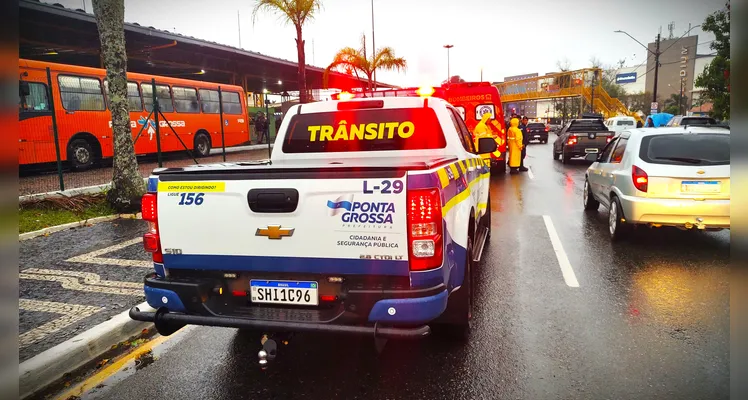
left=639, top=133, right=730, bottom=166
left=282, top=108, right=447, bottom=153
left=568, top=120, right=607, bottom=132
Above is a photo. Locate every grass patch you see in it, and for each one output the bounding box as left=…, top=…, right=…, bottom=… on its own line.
left=19, top=193, right=116, bottom=234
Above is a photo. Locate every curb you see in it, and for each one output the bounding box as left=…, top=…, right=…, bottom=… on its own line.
left=19, top=302, right=156, bottom=400
left=19, top=213, right=142, bottom=241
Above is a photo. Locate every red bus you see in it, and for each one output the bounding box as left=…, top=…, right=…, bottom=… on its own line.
left=19, top=59, right=250, bottom=170
left=331, top=82, right=507, bottom=172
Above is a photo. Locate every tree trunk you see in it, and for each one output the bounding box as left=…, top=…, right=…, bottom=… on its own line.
left=92, top=0, right=145, bottom=212
left=295, top=25, right=308, bottom=103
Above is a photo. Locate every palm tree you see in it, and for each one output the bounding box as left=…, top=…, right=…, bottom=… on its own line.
left=252, top=0, right=322, bottom=103
left=92, top=0, right=145, bottom=212
left=324, top=34, right=407, bottom=95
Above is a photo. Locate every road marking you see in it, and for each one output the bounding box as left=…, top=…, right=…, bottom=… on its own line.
left=542, top=215, right=580, bottom=288
left=65, top=237, right=151, bottom=268
left=527, top=167, right=535, bottom=180
left=19, top=299, right=103, bottom=347
left=20, top=269, right=143, bottom=296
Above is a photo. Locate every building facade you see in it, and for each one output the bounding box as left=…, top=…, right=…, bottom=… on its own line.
left=645, top=35, right=698, bottom=108
left=612, top=64, right=647, bottom=94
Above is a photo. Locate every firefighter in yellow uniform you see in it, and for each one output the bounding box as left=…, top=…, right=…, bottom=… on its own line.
left=473, top=112, right=494, bottom=168
left=507, top=117, right=524, bottom=174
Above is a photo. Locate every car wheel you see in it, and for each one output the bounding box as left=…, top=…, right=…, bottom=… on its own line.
left=542, top=139, right=548, bottom=144
left=68, top=138, right=95, bottom=171
left=482, top=197, right=491, bottom=242
left=194, top=133, right=211, bottom=157
left=583, top=179, right=600, bottom=211
left=608, top=196, right=630, bottom=241
left=553, top=147, right=560, bottom=160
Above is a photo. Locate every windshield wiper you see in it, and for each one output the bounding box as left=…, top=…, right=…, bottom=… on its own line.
left=654, top=156, right=705, bottom=164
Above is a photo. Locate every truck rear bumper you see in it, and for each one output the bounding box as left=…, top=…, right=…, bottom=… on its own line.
left=134, top=273, right=447, bottom=339
left=129, top=306, right=431, bottom=339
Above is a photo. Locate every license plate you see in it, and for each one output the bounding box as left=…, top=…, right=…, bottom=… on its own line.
left=585, top=148, right=599, bottom=153
left=534, top=135, right=541, bottom=138
left=681, top=180, right=721, bottom=193
left=250, top=280, right=319, bottom=306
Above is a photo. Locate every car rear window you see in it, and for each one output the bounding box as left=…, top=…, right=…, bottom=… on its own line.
left=639, top=133, right=730, bottom=166
left=527, top=123, right=545, bottom=129
left=282, top=107, right=447, bottom=153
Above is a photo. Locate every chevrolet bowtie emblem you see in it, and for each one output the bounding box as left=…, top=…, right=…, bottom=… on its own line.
left=255, top=225, right=295, bottom=240
left=697, top=170, right=706, bottom=175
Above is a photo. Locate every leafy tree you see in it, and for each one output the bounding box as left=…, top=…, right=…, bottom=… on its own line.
left=92, top=0, right=144, bottom=212
left=622, top=91, right=652, bottom=114
left=663, top=93, right=689, bottom=115
left=324, top=34, right=407, bottom=94
left=694, top=2, right=730, bottom=120
left=590, top=57, right=626, bottom=99
left=252, top=0, right=322, bottom=104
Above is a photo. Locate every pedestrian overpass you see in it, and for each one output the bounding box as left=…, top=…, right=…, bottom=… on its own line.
left=495, top=68, right=643, bottom=123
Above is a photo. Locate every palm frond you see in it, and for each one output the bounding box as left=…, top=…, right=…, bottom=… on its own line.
left=373, top=47, right=407, bottom=72
left=251, top=0, right=322, bottom=26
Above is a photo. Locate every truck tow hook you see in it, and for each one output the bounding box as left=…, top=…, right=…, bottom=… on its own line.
left=258, top=334, right=278, bottom=368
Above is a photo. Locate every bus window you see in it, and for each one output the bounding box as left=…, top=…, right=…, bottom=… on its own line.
left=58, top=75, right=105, bottom=111
left=199, top=89, right=220, bottom=114
left=104, top=81, right=143, bottom=111
left=143, top=83, right=174, bottom=113
left=19, top=82, right=49, bottom=112
left=173, top=87, right=199, bottom=113
left=221, top=91, right=242, bottom=115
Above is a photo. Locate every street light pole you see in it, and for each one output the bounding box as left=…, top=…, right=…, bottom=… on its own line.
left=444, top=44, right=453, bottom=85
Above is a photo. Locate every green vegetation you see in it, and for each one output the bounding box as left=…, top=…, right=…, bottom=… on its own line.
left=324, top=34, right=407, bottom=94
left=19, top=194, right=115, bottom=234
left=694, top=2, right=730, bottom=120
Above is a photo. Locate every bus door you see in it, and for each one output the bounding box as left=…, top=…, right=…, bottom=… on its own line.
left=19, top=75, right=56, bottom=165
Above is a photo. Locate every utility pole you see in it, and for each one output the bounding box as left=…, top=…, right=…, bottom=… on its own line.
left=652, top=33, right=661, bottom=107
left=237, top=11, right=242, bottom=49
left=444, top=44, right=453, bottom=85
left=590, top=69, right=597, bottom=114
left=371, top=0, right=376, bottom=89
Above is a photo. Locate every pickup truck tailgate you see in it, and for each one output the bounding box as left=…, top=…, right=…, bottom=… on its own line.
left=155, top=173, right=410, bottom=276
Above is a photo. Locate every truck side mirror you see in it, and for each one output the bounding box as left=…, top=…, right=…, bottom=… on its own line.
left=20, top=81, right=30, bottom=97
left=476, top=137, right=497, bottom=154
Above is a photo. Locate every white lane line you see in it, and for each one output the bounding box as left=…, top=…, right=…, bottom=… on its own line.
left=65, top=237, right=151, bottom=268
left=527, top=167, right=535, bottom=180
left=542, top=215, right=580, bottom=288
left=19, top=299, right=103, bottom=347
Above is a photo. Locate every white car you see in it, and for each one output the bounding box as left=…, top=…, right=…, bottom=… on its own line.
left=582, top=127, right=730, bottom=240
left=604, top=116, right=637, bottom=135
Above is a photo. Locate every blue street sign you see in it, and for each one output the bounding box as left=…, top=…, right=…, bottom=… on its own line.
left=615, top=72, right=637, bottom=84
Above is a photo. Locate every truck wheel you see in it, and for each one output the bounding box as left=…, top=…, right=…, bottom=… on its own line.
left=553, top=147, right=560, bottom=160
left=583, top=180, right=600, bottom=211
left=194, top=132, right=211, bottom=157
left=562, top=148, right=572, bottom=164
left=491, top=161, right=506, bottom=175
left=68, top=138, right=96, bottom=171
left=436, top=231, right=473, bottom=340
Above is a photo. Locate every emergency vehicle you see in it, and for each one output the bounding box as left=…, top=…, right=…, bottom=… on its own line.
left=332, top=82, right=507, bottom=172
left=130, top=94, right=497, bottom=358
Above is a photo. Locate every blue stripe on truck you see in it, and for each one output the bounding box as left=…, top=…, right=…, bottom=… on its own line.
left=162, top=254, right=410, bottom=276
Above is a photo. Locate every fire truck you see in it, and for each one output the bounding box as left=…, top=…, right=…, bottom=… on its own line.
left=331, top=82, right=507, bottom=173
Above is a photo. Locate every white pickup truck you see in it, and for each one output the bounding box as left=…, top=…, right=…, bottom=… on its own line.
left=130, top=94, right=497, bottom=346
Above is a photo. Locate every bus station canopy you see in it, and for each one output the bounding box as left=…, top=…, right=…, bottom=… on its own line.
left=19, top=0, right=395, bottom=98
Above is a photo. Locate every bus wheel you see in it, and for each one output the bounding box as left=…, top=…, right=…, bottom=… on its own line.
left=194, top=133, right=211, bottom=157
left=68, top=138, right=95, bottom=171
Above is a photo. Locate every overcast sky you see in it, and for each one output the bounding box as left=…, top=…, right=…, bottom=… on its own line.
left=52, top=0, right=724, bottom=87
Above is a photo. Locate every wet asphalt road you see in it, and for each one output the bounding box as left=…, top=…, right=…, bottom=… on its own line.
left=73, top=137, right=730, bottom=400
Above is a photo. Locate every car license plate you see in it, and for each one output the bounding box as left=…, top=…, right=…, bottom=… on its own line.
left=681, top=180, right=721, bottom=193
left=250, top=280, right=319, bottom=306
left=585, top=148, right=599, bottom=153
left=534, top=135, right=541, bottom=138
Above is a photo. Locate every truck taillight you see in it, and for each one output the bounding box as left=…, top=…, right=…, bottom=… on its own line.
left=632, top=165, right=649, bottom=192
left=545, top=126, right=550, bottom=132
left=141, top=193, right=162, bottom=262
left=567, top=135, right=578, bottom=146
left=607, top=136, right=613, bottom=143
left=407, top=189, right=443, bottom=271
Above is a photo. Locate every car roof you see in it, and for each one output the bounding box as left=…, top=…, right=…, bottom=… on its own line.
left=622, top=126, right=730, bottom=138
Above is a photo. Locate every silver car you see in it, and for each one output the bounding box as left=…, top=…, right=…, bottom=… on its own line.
left=582, top=127, right=730, bottom=240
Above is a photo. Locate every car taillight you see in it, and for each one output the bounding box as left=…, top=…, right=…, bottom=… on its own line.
left=141, top=193, right=163, bottom=263
left=567, top=135, right=578, bottom=146
left=606, top=136, right=613, bottom=143
left=545, top=126, right=550, bottom=132
left=632, top=165, right=648, bottom=192
left=407, top=188, right=443, bottom=271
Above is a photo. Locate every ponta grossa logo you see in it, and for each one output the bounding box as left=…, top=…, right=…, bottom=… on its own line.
left=326, top=194, right=396, bottom=224
left=138, top=116, right=157, bottom=140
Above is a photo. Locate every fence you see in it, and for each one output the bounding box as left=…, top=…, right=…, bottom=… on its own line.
left=19, top=71, right=274, bottom=197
